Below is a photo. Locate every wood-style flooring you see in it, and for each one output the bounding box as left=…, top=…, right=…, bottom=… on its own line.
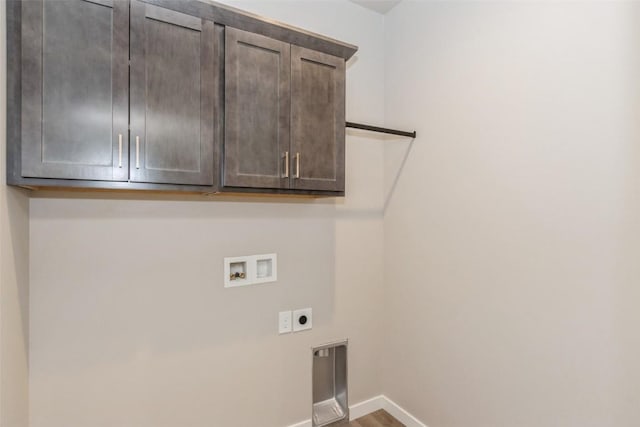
left=345, top=409, right=405, bottom=427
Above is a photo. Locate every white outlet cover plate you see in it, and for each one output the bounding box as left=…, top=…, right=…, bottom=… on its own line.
left=293, top=308, right=312, bottom=332
left=279, top=311, right=292, bottom=334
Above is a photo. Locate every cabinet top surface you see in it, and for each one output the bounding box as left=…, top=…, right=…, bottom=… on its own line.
left=140, top=0, right=359, bottom=60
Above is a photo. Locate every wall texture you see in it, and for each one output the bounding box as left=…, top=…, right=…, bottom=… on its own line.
left=28, top=2, right=386, bottom=427
left=0, top=0, right=31, bottom=425
left=383, top=2, right=640, bottom=426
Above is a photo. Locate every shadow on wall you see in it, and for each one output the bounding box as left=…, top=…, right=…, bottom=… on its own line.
left=1, top=186, right=30, bottom=426
left=6, top=186, right=29, bottom=357
left=613, top=5, right=640, bottom=425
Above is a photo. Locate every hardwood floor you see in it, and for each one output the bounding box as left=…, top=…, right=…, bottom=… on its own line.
left=345, top=409, right=405, bottom=427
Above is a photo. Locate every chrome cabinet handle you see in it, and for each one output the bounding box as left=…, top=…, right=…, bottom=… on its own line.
left=135, top=136, right=140, bottom=169
left=295, top=152, right=300, bottom=179
left=283, top=151, right=289, bottom=178
left=118, top=134, right=123, bottom=168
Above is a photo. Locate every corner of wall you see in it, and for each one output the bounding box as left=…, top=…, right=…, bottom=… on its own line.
left=0, top=0, right=31, bottom=424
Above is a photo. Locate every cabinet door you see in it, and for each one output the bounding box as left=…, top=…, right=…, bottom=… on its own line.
left=224, top=28, right=290, bottom=189
left=291, top=46, right=346, bottom=192
left=130, top=1, right=215, bottom=186
left=21, top=0, right=129, bottom=181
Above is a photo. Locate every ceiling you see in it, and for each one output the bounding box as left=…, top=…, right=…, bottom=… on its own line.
left=349, top=0, right=402, bottom=15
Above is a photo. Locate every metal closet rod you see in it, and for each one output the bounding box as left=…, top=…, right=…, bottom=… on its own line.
left=346, top=121, right=416, bottom=138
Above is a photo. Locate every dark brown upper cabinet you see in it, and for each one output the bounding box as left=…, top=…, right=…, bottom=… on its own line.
left=223, top=28, right=346, bottom=194
left=20, top=0, right=129, bottom=181
left=130, top=1, right=216, bottom=186
left=7, top=0, right=357, bottom=195
left=291, top=46, right=345, bottom=192
left=224, top=27, right=290, bottom=190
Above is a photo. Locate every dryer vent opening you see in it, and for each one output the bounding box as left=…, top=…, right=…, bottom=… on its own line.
left=312, top=340, right=348, bottom=427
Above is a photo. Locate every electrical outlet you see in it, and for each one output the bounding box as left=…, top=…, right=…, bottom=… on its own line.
left=293, top=308, right=312, bottom=332
left=279, top=311, right=292, bottom=334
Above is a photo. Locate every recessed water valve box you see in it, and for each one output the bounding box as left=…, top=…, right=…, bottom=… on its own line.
left=224, top=253, right=277, bottom=288
left=224, top=257, right=249, bottom=287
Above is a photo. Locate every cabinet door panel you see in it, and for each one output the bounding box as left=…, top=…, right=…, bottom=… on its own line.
left=224, top=27, right=290, bottom=189
left=130, top=1, right=215, bottom=186
left=21, top=0, right=128, bottom=181
left=291, top=46, right=345, bottom=192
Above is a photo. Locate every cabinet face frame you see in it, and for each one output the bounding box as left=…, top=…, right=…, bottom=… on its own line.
left=129, top=0, right=216, bottom=186
left=290, top=46, right=346, bottom=193
left=223, top=27, right=291, bottom=190
left=20, top=0, right=129, bottom=181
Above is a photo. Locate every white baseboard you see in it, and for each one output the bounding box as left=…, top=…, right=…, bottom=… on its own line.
left=348, top=395, right=386, bottom=420
left=381, top=395, right=427, bottom=427
left=286, top=395, right=426, bottom=427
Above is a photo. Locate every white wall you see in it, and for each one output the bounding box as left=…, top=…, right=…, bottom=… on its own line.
left=28, top=2, right=386, bottom=427
left=383, top=1, right=640, bottom=426
left=0, top=0, right=31, bottom=425
left=21, top=2, right=640, bottom=426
